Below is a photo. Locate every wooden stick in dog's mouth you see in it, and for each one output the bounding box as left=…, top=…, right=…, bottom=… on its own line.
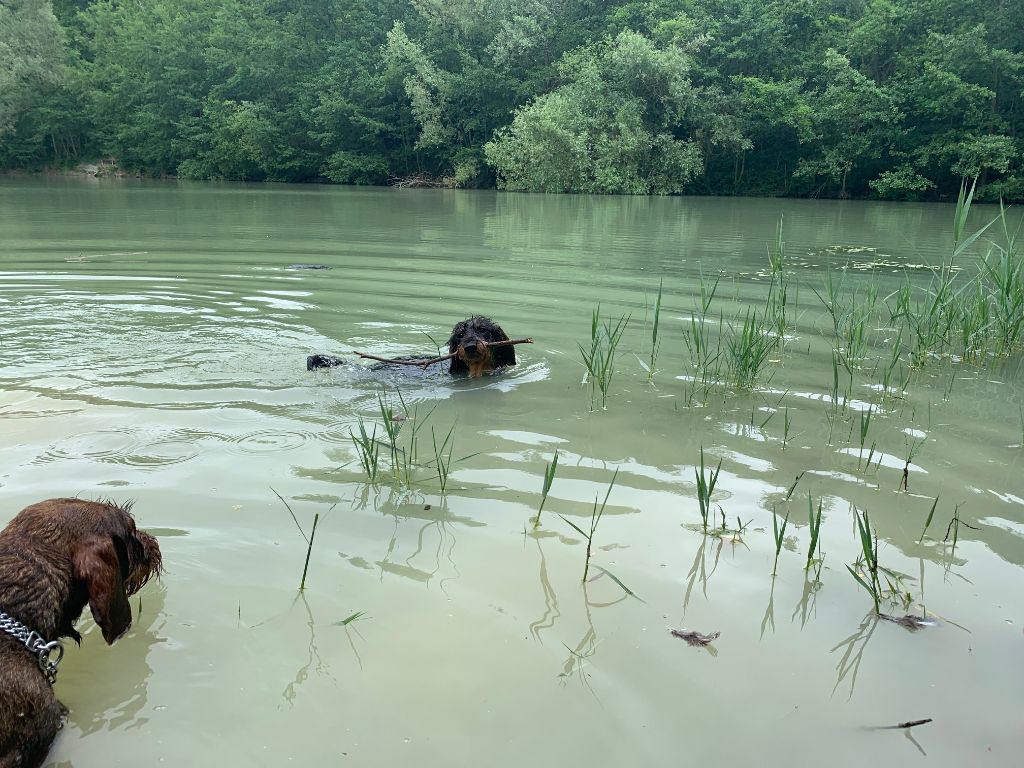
left=353, top=338, right=534, bottom=368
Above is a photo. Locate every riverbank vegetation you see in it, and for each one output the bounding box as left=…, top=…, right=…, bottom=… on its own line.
left=2, top=0, right=1023, bottom=200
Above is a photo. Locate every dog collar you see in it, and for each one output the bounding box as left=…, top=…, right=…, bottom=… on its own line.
left=0, top=610, right=64, bottom=685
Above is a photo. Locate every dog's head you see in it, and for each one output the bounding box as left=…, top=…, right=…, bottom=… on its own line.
left=307, top=353, right=345, bottom=370
left=4, top=498, right=162, bottom=644
left=447, top=316, right=515, bottom=377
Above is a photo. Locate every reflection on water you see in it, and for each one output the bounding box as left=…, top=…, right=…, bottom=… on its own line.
left=1, top=178, right=1022, bottom=766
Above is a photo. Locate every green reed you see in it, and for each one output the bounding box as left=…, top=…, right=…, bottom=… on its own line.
left=942, top=504, right=978, bottom=559
left=299, top=513, right=320, bottom=591
left=842, top=297, right=874, bottom=370
left=806, top=494, right=823, bottom=571
left=560, top=469, right=618, bottom=582
left=771, top=505, right=790, bottom=576
left=847, top=508, right=881, bottom=615
left=917, top=496, right=940, bottom=543
left=580, top=304, right=630, bottom=410
left=902, top=179, right=1003, bottom=366
left=335, top=611, right=367, bottom=626
left=350, top=419, right=381, bottom=483
left=534, top=449, right=560, bottom=529
left=727, top=307, right=777, bottom=390
left=271, top=488, right=323, bottom=590
left=766, top=218, right=791, bottom=343
left=815, top=262, right=846, bottom=342
left=643, top=278, right=664, bottom=380
left=682, top=273, right=724, bottom=403
left=377, top=392, right=404, bottom=477
left=695, top=446, right=722, bottom=534
left=397, top=396, right=436, bottom=486
left=430, top=424, right=458, bottom=494
left=785, top=471, right=804, bottom=501
left=856, top=405, right=875, bottom=470
left=876, top=327, right=909, bottom=398
left=982, top=203, right=1024, bottom=355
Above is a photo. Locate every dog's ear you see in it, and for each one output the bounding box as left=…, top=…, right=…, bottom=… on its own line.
left=447, top=320, right=470, bottom=374
left=493, top=342, right=516, bottom=367
left=447, top=321, right=468, bottom=353
left=73, top=535, right=133, bottom=645
left=484, top=323, right=516, bottom=367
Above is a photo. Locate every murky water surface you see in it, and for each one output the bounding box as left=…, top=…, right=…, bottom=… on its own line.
left=1, top=178, right=1022, bottom=766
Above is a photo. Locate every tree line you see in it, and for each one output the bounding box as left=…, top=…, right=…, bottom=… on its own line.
left=2, top=0, right=1022, bottom=201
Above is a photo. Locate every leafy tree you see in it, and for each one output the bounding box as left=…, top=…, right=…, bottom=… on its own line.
left=0, top=0, right=84, bottom=168
left=794, top=49, right=900, bottom=197
left=1, top=0, right=1022, bottom=200
left=486, top=31, right=714, bottom=193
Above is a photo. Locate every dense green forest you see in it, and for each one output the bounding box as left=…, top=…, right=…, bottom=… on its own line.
left=2, top=0, right=1022, bottom=200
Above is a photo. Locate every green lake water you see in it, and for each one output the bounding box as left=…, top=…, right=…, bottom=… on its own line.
left=1, top=177, right=1022, bottom=766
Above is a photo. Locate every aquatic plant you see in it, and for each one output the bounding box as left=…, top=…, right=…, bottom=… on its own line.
left=533, top=449, right=560, bottom=529
left=815, top=262, right=847, bottom=342
left=847, top=508, right=881, bottom=615
left=335, top=611, right=367, bottom=626
left=856, top=405, right=876, bottom=470
left=784, top=472, right=804, bottom=501
left=560, top=468, right=618, bottom=582
left=682, top=273, right=724, bottom=403
left=396, top=396, right=436, bottom=486
left=982, top=202, right=1024, bottom=355
left=917, top=496, right=940, bottom=543
left=591, top=564, right=641, bottom=601
left=579, top=304, right=630, bottom=409
left=271, top=488, right=326, bottom=591
left=806, top=494, right=823, bottom=571
left=942, top=504, right=979, bottom=559
left=641, top=278, right=664, bottom=380
left=771, top=505, right=790, bottom=576
left=765, top=219, right=791, bottom=345
left=299, top=513, right=320, bottom=591
left=727, top=306, right=777, bottom=390
left=350, top=418, right=382, bottom=483
left=904, top=180, right=997, bottom=365
left=694, top=446, right=722, bottom=534
left=781, top=407, right=792, bottom=450
left=377, top=393, right=401, bottom=462
left=430, top=424, right=458, bottom=494
left=875, top=328, right=909, bottom=398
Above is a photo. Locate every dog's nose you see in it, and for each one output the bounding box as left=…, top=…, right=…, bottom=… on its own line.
left=463, top=342, right=478, bottom=354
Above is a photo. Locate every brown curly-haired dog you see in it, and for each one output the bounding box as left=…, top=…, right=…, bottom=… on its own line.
left=0, top=498, right=162, bottom=768
left=446, top=315, right=516, bottom=377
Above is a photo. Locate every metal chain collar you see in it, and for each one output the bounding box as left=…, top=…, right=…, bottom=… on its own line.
left=0, top=610, right=64, bottom=685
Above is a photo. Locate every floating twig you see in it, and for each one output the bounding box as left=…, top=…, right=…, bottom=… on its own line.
left=669, top=628, right=721, bottom=647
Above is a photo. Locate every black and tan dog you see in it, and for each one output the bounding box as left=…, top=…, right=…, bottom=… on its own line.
left=445, top=315, right=517, bottom=377
left=0, top=498, right=162, bottom=768
left=308, top=315, right=517, bottom=378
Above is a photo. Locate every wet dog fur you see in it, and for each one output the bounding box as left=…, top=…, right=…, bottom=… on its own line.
left=0, top=498, right=162, bottom=768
